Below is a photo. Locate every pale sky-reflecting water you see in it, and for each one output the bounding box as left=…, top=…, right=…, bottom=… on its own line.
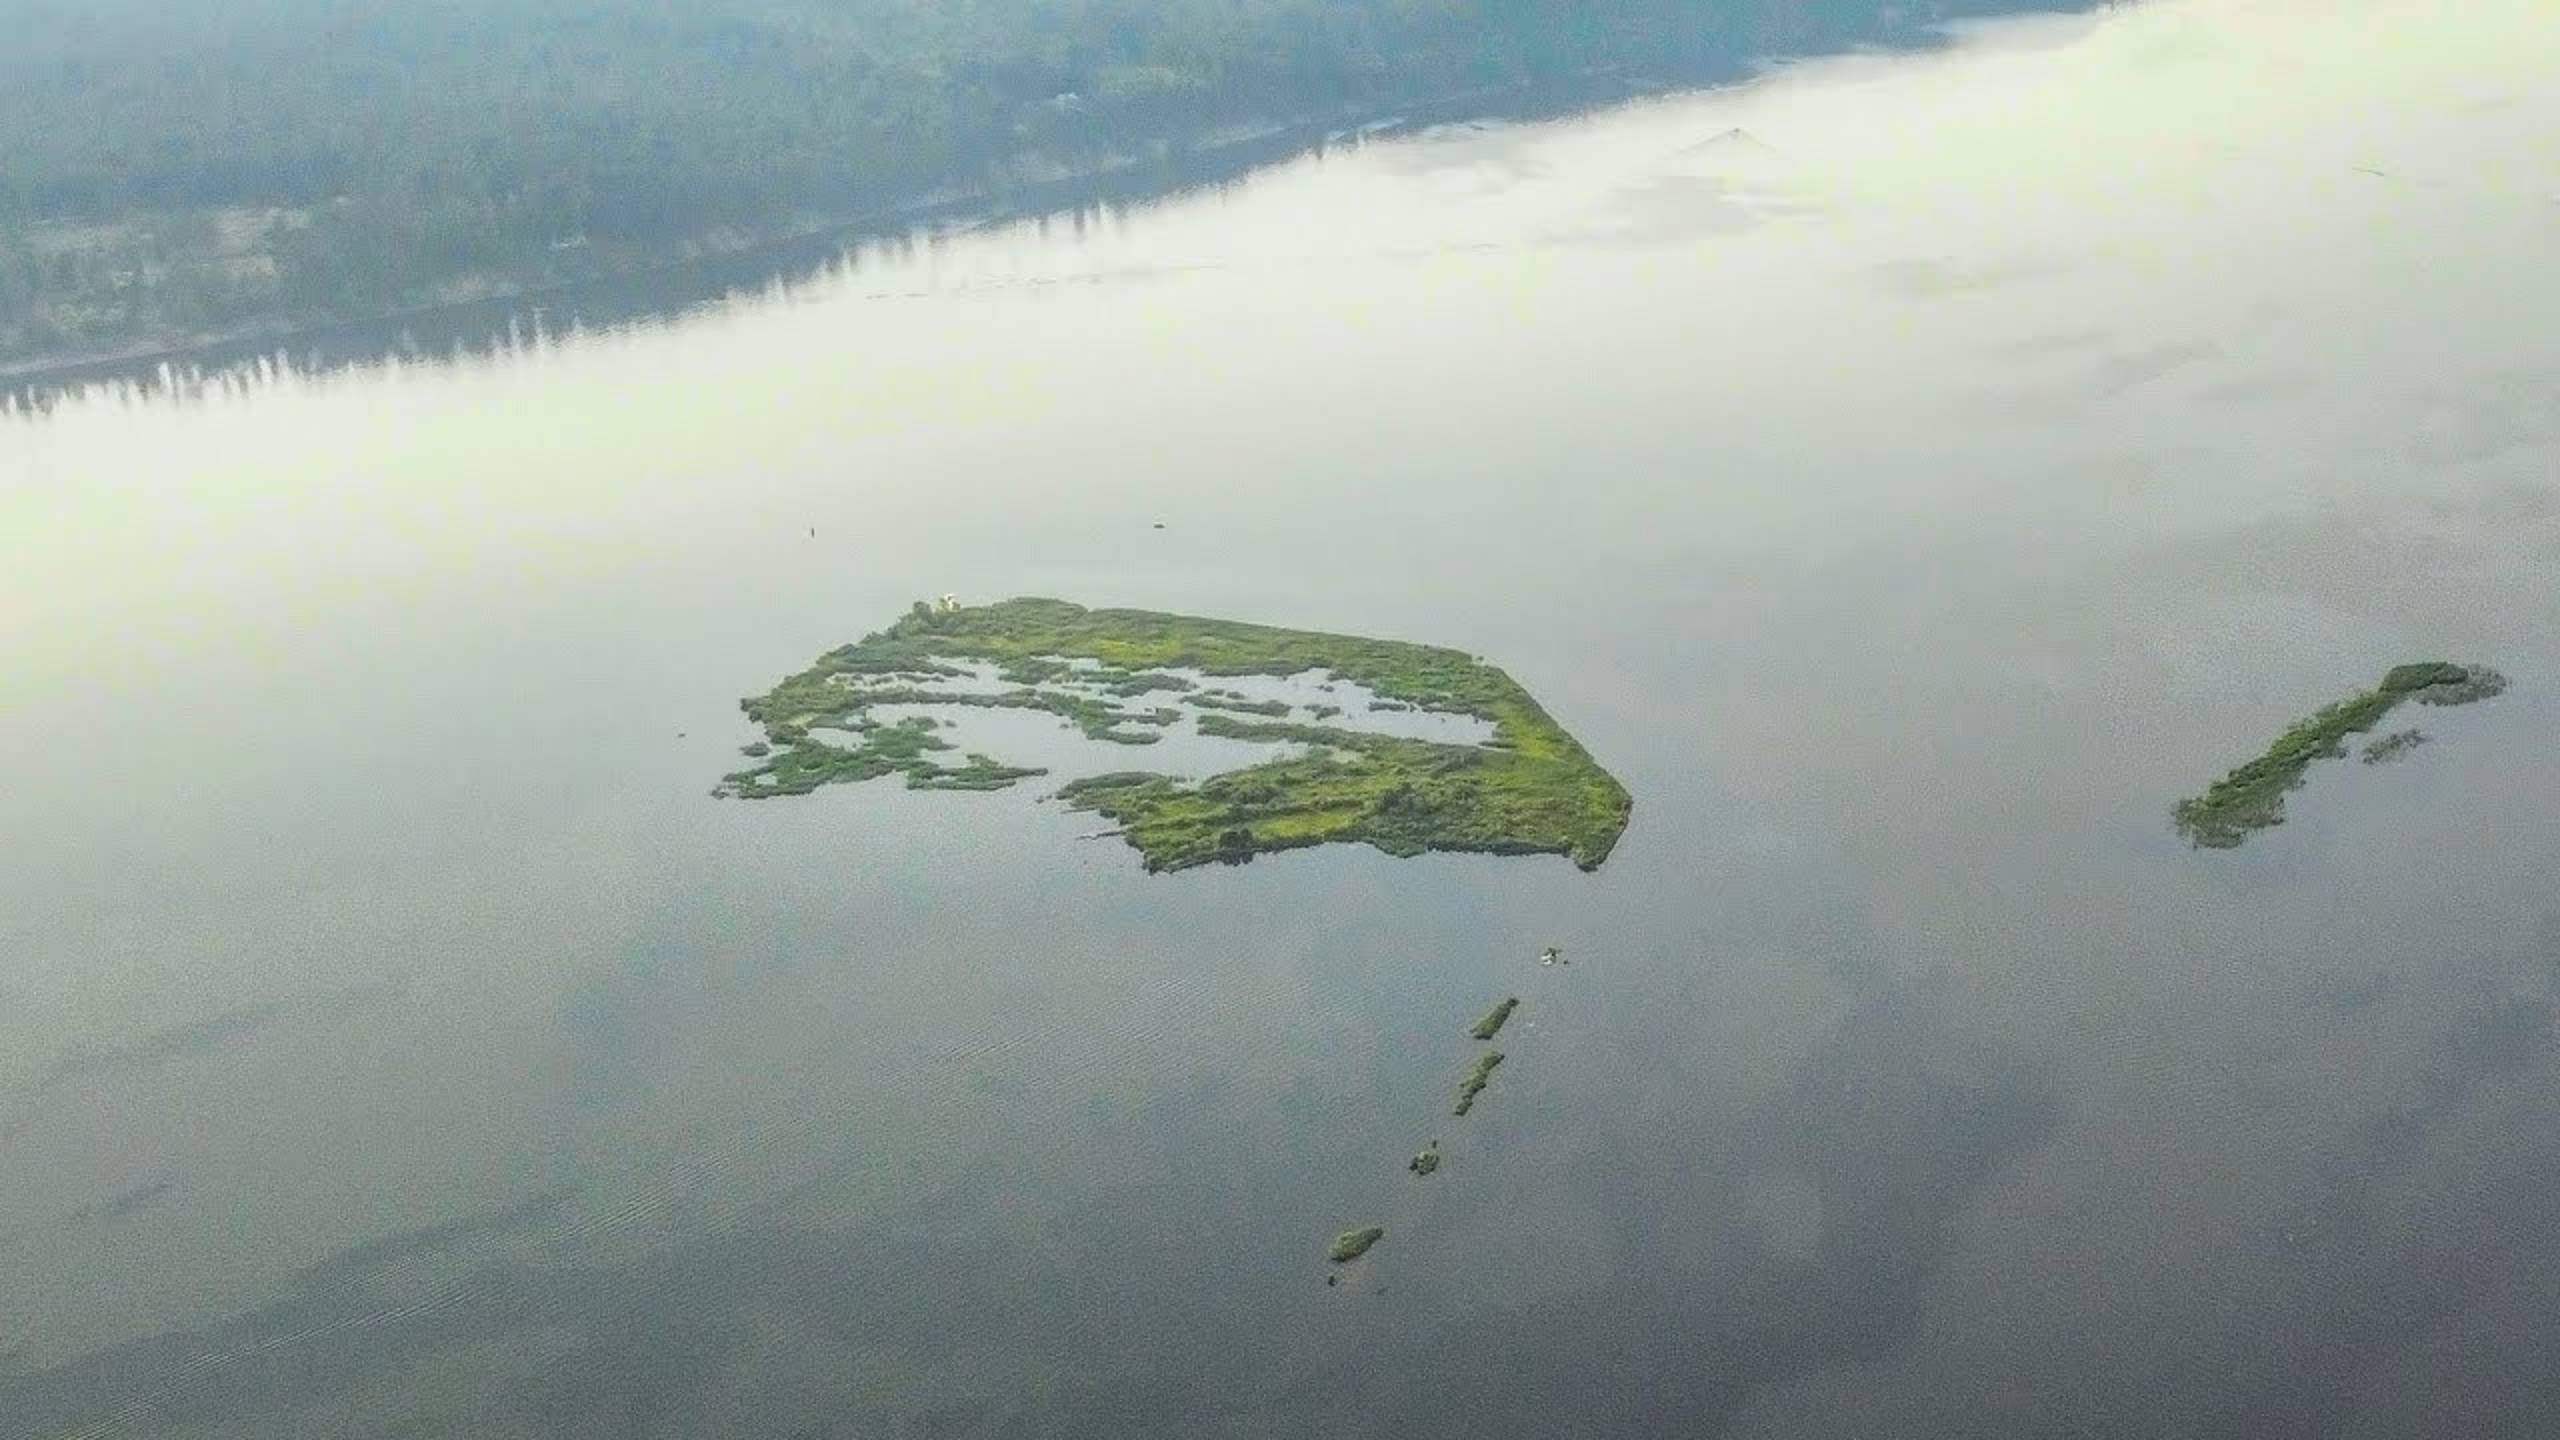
left=5, top=0, right=2560, bottom=1435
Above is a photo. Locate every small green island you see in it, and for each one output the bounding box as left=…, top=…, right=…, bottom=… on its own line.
left=719, top=598, right=1632, bottom=872
left=1329, top=1226, right=1386, bottom=1263
left=2172, top=662, right=2507, bottom=848
left=1469, top=996, right=1522, bottom=1042
left=1409, top=1142, right=1442, bottom=1177
left=1454, top=1051, right=1505, bottom=1116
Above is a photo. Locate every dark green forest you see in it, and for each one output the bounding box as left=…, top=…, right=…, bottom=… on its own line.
left=0, top=0, right=2052, bottom=370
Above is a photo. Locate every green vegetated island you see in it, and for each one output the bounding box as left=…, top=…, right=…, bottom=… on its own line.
left=1453, top=1051, right=1506, bottom=1116
left=1328, top=1226, right=1386, bottom=1264
left=2172, top=661, right=2508, bottom=849
left=720, top=597, right=1632, bottom=873
left=1331, top=984, right=1526, bottom=1262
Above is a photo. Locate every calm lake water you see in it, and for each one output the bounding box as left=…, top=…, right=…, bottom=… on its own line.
left=7, top=1, right=2560, bottom=1435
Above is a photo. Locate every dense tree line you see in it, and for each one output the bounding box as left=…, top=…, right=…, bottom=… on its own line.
left=0, top=0, right=2055, bottom=368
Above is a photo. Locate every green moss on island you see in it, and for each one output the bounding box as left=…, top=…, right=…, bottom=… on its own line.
left=719, top=598, right=1633, bottom=872
left=1329, top=1226, right=1386, bottom=1263
left=1185, top=692, right=1294, bottom=718
left=1469, top=997, right=1521, bottom=1041
left=1454, top=1051, right=1505, bottom=1116
left=1106, top=671, right=1195, bottom=697
left=1409, top=1143, right=1441, bottom=1177
left=2172, top=662, right=2507, bottom=848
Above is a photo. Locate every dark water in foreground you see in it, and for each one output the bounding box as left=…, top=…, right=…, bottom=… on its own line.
left=6, top=2, right=2560, bottom=1435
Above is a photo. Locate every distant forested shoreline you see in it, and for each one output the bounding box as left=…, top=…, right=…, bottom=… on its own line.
left=0, top=0, right=2077, bottom=377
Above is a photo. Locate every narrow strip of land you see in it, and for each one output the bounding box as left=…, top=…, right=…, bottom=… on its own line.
left=1454, top=1052, right=1505, bottom=1116
left=2172, top=662, right=2506, bottom=848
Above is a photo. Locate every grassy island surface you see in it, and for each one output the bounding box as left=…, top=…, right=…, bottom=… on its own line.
left=2172, top=662, right=2507, bottom=848
left=720, top=598, right=1632, bottom=872
left=1469, top=997, right=1521, bottom=1042
left=1409, top=1143, right=1442, bottom=1177
left=1328, top=1226, right=1386, bottom=1264
left=1454, top=1052, right=1505, bottom=1116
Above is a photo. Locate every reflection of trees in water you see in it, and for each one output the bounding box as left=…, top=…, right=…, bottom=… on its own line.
left=0, top=0, right=2091, bottom=387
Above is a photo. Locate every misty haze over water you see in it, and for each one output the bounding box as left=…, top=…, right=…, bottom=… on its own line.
left=5, top=0, right=2560, bottom=1435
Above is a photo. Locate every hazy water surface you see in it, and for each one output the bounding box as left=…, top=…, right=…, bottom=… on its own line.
left=6, top=1, right=2560, bottom=1435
